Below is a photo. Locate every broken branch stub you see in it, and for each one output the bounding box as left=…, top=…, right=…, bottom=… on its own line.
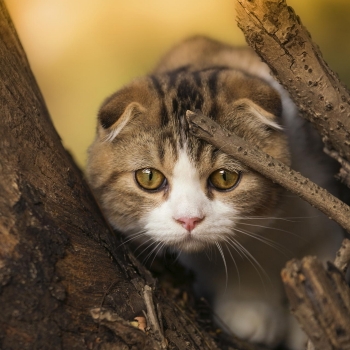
left=282, top=257, right=350, bottom=350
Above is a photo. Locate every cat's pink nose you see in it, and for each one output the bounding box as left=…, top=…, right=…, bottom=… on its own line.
left=176, top=216, right=203, bottom=231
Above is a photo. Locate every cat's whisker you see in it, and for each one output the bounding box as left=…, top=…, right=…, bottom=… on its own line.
left=142, top=240, right=163, bottom=266
left=172, top=249, right=182, bottom=264
left=149, top=242, right=166, bottom=267
left=225, top=237, right=271, bottom=292
left=223, top=236, right=244, bottom=259
left=121, top=230, right=145, bottom=241
left=235, top=215, right=295, bottom=222
left=236, top=221, right=304, bottom=239
left=205, top=242, right=215, bottom=261
left=233, top=226, right=292, bottom=258
left=215, top=241, right=228, bottom=289
left=236, top=214, right=321, bottom=222
left=134, top=237, right=158, bottom=259
left=223, top=241, right=241, bottom=291
left=117, top=230, right=147, bottom=249
left=133, top=235, right=155, bottom=252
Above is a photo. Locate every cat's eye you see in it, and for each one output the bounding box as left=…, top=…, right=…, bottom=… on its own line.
left=135, top=168, right=166, bottom=191
left=208, top=169, right=240, bottom=191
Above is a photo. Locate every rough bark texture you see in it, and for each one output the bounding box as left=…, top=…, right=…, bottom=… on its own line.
left=334, top=238, right=350, bottom=274
left=236, top=0, right=350, bottom=187
left=282, top=256, right=350, bottom=350
left=186, top=110, right=350, bottom=233
left=0, top=0, right=154, bottom=347
left=1, top=2, right=267, bottom=350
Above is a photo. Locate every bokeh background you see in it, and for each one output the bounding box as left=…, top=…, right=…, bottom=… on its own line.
left=5, top=0, right=350, bottom=169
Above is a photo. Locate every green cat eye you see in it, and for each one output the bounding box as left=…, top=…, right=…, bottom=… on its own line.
left=135, top=168, right=166, bottom=191
left=209, top=169, right=240, bottom=191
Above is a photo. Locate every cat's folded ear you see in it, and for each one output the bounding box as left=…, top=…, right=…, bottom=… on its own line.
left=223, top=71, right=284, bottom=133
left=231, top=98, right=283, bottom=132
left=98, top=78, right=154, bottom=141
left=227, top=98, right=290, bottom=165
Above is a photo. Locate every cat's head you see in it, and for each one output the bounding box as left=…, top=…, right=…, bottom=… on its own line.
left=87, top=68, right=291, bottom=252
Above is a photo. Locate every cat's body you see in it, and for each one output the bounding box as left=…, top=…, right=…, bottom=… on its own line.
left=87, top=37, right=343, bottom=349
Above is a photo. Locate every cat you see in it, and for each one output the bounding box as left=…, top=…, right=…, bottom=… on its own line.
left=86, top=36, right=344, bottom=349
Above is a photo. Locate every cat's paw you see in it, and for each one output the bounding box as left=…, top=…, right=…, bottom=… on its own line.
left=284, top=314, right=307, bottom=350
left=216, top=300, right=287, bottom=348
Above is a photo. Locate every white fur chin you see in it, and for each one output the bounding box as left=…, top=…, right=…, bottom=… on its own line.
left=142, top=148, right=237, bottom=251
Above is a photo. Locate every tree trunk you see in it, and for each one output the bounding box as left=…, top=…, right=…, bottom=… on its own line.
left=0, top=0, right=153, bottom=347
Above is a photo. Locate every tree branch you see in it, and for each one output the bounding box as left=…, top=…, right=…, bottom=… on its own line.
left=186, top=110, right=350, bottom=233
left=235, top=0, right=350, bottom=187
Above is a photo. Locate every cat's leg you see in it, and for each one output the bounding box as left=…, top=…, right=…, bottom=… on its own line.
left=284, top=314, right=308, bottom=350
left=214, top=291, right=288, bottom=348
left=181, top=247, right=291, bottom=347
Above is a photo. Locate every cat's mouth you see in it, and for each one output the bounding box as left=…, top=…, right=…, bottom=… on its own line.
left=163, top=233, right=211, bottom=253
left=123, top=228, right=210, bottom=253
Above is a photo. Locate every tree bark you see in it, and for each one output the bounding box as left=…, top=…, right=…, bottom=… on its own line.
left=235, top=0, right=350, bottom=187
left=282, top=254, right=350, bottom=350
left=1, top=2, right=266, bottom=350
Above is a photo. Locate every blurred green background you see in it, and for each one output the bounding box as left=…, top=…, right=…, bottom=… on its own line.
left=5, top=0, right=350, bottom=169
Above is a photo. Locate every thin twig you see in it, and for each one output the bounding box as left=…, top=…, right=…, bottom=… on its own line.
left=323, top=144, right=350, bottom=185
left=186, top=110, right=350, bottom=233
left=90, top=307, right=162, bottom=349
left=143, top=285, right=168, bottom=349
